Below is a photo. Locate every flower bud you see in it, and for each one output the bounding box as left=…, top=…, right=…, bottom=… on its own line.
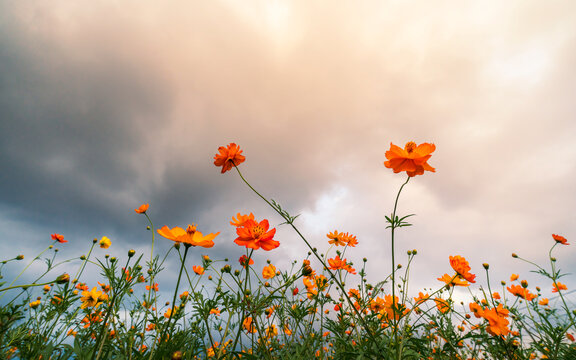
left=146, top=226, right=151, bottom=230
left=56, top=273, right=70, bottom=284
left=521, top=280, right=528, bottom=288
left=512, top=253, right=518, bottom=258
left=110, top=257, right=117, bottom=263
left=128, top=249, right=135, bottom=257
left=482, top=263, right=489, bottom=270
left=501, top=281, right=506, bottom=286
left=93, top=238, right=98, bottom=244
left=174, top=242, right=181, bottom=250
left=412, top=249, right=417, bottom=255
left=80, top=255, right=86, bottom=260
left=551, top=257, right=556, bottom=262
left=16, top=255, right=24, bottom=260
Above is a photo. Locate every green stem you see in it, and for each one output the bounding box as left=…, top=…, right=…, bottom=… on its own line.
left=152, top=245, right=189, bottom=358
left=390, top=175, right=410, bottom=356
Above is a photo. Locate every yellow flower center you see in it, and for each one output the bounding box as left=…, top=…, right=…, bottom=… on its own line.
left=404, top=141, right=417, bottom=153
left=252, top=225, right=265, bottom=239
left=186, top=224, right=197, bottom=235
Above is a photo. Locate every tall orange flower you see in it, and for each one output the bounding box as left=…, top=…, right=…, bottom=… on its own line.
left=507, top=284, right=537, bottom=301
left=51, top=233, right=67, bottom=243
left=214, top=143, right=246, bottom=173
left=234, top=218, right=279, bottom=251
left=552, top=234, right=569, bottom=245
left=552, top=282, right=567, bottom=293
left=193, top=266, right=205, bottom=275
left=134, top=204, right=149, bottom=214
left=449, top=255, right=476, bottom=283
left=384, top=141, right=436, bottom=177
left=157, top=224, right=219, bottom=248
left=482, top=304, right=510, bottom=337
left=230, top=213, right=254, bottom=227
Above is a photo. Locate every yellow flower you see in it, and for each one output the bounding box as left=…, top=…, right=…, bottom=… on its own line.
left=99, top=236, right=111, bottom=249
left=80, top=287, right=106, bottom=309
left=262, top=264, right=277, bottom=279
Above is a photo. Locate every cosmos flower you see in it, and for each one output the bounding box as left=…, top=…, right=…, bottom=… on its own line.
left=262, top=264, right=277, bottom=279
left=51, top=233, right=67, bottom=243
left=214, top=143, right=246, bottom=173
left=552, top=234, right=569, bottom=245
left=449, top=255, right=476, bottom=283
left=157, top=224, right=219, bottom=248
left=193, top=266, right=205, bottom=275
left=234, top=218, right=279, bottom=251
left=230, top=213, right=254, bottom=227
left=99, top=236, right=111, bottom=249
left=384, top=141, right=436, bottom=177
left=135, top=204, right=149, bottom=214
left=81, top=287, right=107, bottom=309
left=552, top=282, right=567, bottom=293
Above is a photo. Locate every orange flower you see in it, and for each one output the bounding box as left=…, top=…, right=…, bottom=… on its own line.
left=482, top=304, right=510, bottom=337
left=437, top=273, right=470, bottom=287
left=51, top=233, right=67, bottom=243
left=234, top=218, right=279, bottom=251
left=145, top=283, right=159, bottom=292
left=243, top=317, right=256, bottom=333
left=157, top=224, right=219, bottom=248
left=327, top=231, right=348, bottom=246
left=384, top=142, right=436, bottom=177
left=507, top=284, right=537, bottom=301
left=262, top=264, right=277, bottom=279
left=238, top=255, right=254, bottom=268
left=552, top=282, right=567, bottom=293
left=193, top=266, right=205, bottom=275
left=413, top=292, right=429, bottom=304
left=213, top=143, right=246, bottom=173
left=492, top=292, right=501, bottom=300
left=230, top=213, right=254, bottom=227
left=209, top=308, right=220, bottom=316
left=469, top=302, right=484, bottom=318
left=434, top=298, right=450, bottom=314
left=539, top=298, right=549, bottom=306
left=510, top=274, right=519, bottom=281
left=449, top=255, right=476, bottom=283
left=327, top=255, right=356, bottom=274
left=552, top=234, right=569, bottom=245
left=134, top=204, right=149, bottom=214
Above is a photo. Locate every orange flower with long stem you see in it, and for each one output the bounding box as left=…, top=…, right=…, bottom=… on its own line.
left=234, top=218, right=279, bottom=251
left=449, top=255, right=476, bottom=283
left=193, top=266, right=205, bottom=275
left=214, top=143, right=245, bottom=173
left=507, top=284, right=537, bottom=301
left=134, top=204, right=149, bottom=214
left=157, top=224, right=219, bottom=248
left=552, top=282, right=567, bottom=293
left=51, top=233, right=67, bottom=243
left=552, top=234, right=569, bottom=245
left=384, top=141, right=436, bottom=177
left=327, top=231, right=348, bottom=246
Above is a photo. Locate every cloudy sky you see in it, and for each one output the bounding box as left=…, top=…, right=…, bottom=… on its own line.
left=1, top=0, right=574, bottom=302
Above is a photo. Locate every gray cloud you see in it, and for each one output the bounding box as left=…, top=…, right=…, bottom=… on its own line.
left=0, top=0, right=574, bottom=302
